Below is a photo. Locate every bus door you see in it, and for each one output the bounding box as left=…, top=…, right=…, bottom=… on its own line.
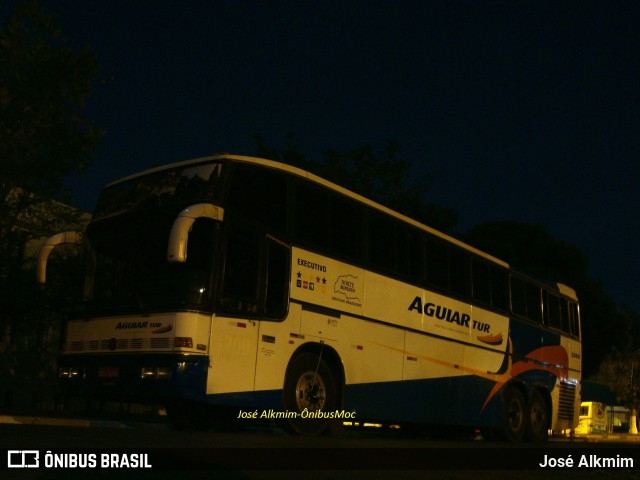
left=207, top=316, right=260, bottom=395
left=207, top=231, right=261, bottom=395
left=207, top=230, right=291, bottom=396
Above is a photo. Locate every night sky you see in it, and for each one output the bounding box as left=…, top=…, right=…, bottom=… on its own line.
left=9, top=1, right=640, bottom=311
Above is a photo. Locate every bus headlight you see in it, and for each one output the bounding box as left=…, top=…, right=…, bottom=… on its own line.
left=59, top=367, right=80, bottom=379
left=140, top=366, right=173, bottom=380
left=174, top=337, right=193, bottom=348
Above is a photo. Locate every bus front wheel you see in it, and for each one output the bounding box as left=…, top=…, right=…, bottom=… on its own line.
left=282, top=352, right=337, bottom=435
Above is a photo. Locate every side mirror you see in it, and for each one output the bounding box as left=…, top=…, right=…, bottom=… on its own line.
left=36, top=231, right=84, bottom=285
left=167, top=203, right=223, bottom=263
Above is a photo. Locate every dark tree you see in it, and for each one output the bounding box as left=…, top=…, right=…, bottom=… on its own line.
left=599, top=348, right=640, bottom=432
left=0, top=1, right=103, bottom=408
left=464, top=221, right=629, bottom=376
left=0, top=1, right=103, bottom=202
left=255, top=134, right=458, bottom=233
left=463, top=221, right=589, bottom=285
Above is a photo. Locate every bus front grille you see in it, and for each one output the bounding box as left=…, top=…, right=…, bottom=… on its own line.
left=558, top=381, right=577, bottom=422
left=65, top=338, right=171, bottom=352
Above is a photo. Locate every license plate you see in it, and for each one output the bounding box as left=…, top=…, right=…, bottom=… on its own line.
left=98, top=367, right=119, bottom=378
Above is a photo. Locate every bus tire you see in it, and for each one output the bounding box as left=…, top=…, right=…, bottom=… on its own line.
left=502, top=386, right=526, bottom=442
left=282, top=352, right=337, bottom=435
left=526, top=389, right=549, bottom=443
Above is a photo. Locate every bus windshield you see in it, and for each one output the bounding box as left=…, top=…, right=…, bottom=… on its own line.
left=93, top=162, right=223, bottom=222
left=80, top=212, right=216, bottom=316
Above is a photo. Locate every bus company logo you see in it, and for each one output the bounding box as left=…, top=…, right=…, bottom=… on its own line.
left=114, top=321, right=167, bottom=332
left=408, top=296, right=501, bottom=344
left=333, top=274, right=359, bottom=302
left=331, top=274, right=362, bottom=308
left=115, top=321, right=149, bottom=329
left=8, top=450, right=39, bottom=468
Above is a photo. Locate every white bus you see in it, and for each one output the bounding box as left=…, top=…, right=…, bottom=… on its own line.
left=38, top=154, right=581, bottom=441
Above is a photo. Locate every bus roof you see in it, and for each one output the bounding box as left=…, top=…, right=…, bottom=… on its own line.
left=105, top=153, right=579, bottom=299
left=557, top=283, right=578, bottom=300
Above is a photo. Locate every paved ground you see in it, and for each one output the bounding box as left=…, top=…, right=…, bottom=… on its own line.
left=1, top=412, right=640, bottom=444
left=2, top=414, right=639, bottom=480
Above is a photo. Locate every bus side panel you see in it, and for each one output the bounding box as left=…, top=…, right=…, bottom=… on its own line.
left=253, top=304, right=303, bottom=392
left=206, top=316, right=259, bottom=396
left=294, top=305, right=405, bottom=386
left=343, top=375, right=502, bottom=426
left=292, top=248, right=364, bottom=318
left=562, top=335, right=581, bottom=383
left=403, top=331, right=465, bottom=381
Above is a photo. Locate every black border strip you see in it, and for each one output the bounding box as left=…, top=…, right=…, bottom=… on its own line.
left=3, top=448, right=639, bottom=471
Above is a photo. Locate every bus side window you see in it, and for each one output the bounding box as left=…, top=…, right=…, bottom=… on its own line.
left=227, top=164, right=287, bottom=233
left=397, top=226, right=422, bottom=282
left=408, top=230, right=423, bottom=282
left=264, top=240, right=290, bottom=319
left=449, top=248, right=470, bottom=298
left=425, top=238, right=448, bottom=291
left=220, top=232, right=260, bottom=314
left=569, top=302, right=581, bottom=338
left=526, top=283, right=542, bottom=323
left=331, top=193, right=362, bottom=261
left=510, top=277, right=527, bottom=318
left=368, top=210, right=396, bottom=272
left=559, top=297, right=569, bottom=334
left=545, top=292, right=561, bottom=330
left=472, top=259, right=491, bottom=306
left=491, top=267, right=509, bottom=311
left=295, top=182, right=330, bottom=249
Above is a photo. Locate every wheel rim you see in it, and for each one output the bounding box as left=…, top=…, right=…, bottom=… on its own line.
left=529, top=396, right=547, bottom=434
left=507, top=396, right=524, bottom=432
left=295, top=370, right=327, bottom=411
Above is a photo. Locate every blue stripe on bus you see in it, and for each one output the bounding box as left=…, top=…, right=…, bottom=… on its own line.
left=343, top=376, right=499, bottom=426
left=342, top=370, right=559, bottom=427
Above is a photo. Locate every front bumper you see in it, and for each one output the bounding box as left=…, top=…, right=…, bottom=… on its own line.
left=58, top=353, right=208, bottom=403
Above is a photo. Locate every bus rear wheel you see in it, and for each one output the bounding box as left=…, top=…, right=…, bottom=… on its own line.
left=502, top=386, right=526, bottom=442
left=282, top=353, right=337, bottom=435
left=526, top=389, right=549, bottom=443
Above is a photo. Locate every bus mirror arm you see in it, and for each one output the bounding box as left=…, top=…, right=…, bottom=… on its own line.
left=36, top=231, right=84, bottom=285
left=167, top=203, right=223, bottom=263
